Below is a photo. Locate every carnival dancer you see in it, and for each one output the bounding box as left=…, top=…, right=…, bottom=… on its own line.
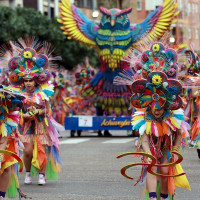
left=116, top=43, right=191, bottom=200
left=5, top=38, right=63, bottom=186
left=181, top=50, right=200, bottom=157
left=0, top=86, right=25, bottom=199
left=51, top=71, right=69, bottom=125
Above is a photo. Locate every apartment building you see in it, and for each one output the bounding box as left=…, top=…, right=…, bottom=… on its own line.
left=136, top=0, right=200, bottom=51
left=0, top=0, right=23, bottom=7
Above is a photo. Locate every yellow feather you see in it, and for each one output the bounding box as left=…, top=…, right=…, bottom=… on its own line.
left=153, top=31, right=161, bottom=37
left=159, top=13, right=174, bottom=19
left=162, top=1, right=174, bottom=12
left=62, top=11, right=73, bottom=17
left=66, top=24, right=78, bottom=29
left=157, top=18, right=172, bottom=22
left=163, top=0, right=172, bottom=8
left=62, top=17, right=75, bottom=22
left=174, top=10, right=180, bottom=17
left=170, top=118, right=179, bottom=128
left=45, top=117, right=49, bottom=127
left=146, top=122, right=151, bottom=135
left=172, top=19, right=177, bottom=24
left=62, top=0, right=70, bottom=8
left=156, top=22, right=170, bottom=26
left=1, top=124, right=5, bottom=137
left=162, top=3, right=175, bottom=13
left=149, top=32, right=156, bottom=39
left=132, top=115, right=143, bottom=122
left=60, top=5, right=69, bottom=13
left=156, top=24, right=168, bottom=30
left=57, top=18, right=63, bottom=23
left=154, top=27, right=164, bottom=33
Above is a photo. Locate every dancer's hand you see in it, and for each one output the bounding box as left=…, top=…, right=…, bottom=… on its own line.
left=144, top=151, right=152, bottom=163
left=23, top=113, right=34, bottom=119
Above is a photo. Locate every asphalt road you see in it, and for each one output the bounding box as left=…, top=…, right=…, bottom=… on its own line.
left=14, top=131, right=200, bottom=200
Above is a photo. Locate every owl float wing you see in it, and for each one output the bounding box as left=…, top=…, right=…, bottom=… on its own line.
left=131, top=0, right=179, bottom=46
left=58, top=0, right=99, bottom=48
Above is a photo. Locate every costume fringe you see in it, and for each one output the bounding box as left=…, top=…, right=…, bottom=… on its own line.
left=30, top=165, right=39, bottom=177
left=6, top=172, right=17, bottom=198
left=46, top=160, right=58, bottom=180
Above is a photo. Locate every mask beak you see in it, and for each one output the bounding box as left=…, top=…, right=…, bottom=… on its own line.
left=110, top=19, right=116, bottom=26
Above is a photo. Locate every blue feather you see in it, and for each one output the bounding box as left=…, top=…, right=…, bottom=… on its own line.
left=51, top=146, right=63, bottom=164
left=43, top=89, right=54, bottom=97
left=173, top=114, right=184, bottom=121
left=134, top=120, right=146, bottom=131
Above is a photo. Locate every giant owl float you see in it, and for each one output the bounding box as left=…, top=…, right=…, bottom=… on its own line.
left=58, top=0, right=179, bottom=116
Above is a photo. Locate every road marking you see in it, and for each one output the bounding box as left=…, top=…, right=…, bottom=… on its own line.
left=60, top=139, right=90, bottom=144
left=102, top=139, right=133, bottom=144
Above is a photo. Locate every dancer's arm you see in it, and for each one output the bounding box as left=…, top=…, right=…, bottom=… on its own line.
left=141, top=133, right=151, bottom=153
left=173, top=129, right=182, bottom=151
left=141, top=133, right=152, bottom=163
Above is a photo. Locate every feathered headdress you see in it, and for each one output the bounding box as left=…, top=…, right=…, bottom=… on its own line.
left=1, top=37, right=61, bottom=87
left=114, top=42, right=183, bottom=111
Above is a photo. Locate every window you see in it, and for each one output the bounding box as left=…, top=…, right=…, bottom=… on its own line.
left=188, top=3, right=191, bottom=15
left=137, top=0, right=142, bottom=10
left=77, top=0, right=84, bottom=8
left=196, top=29, right=199, bottom=40
left=86, top=0, right=93, bottom=9
left=192, top=3, right=195, bottom=13
left=189, top=28, right=192, bottom=39
left=178, top=0, right=182, bottom=10
left=196, top=4, right=198, bottom=13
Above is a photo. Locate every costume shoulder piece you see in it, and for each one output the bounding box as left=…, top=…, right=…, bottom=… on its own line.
left=132, top=109, right=190, bottom=137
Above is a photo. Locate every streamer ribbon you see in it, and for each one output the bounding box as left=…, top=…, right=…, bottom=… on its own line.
left=117, top=151, right=185, bottom=179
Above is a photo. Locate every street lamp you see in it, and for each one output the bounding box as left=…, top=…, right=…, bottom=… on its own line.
left=92, top=10, right=99, bottom=18
left=170, top=36, right=175, bottom=43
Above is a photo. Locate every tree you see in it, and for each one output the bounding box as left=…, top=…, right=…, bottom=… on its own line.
left=0, top=6, right=99, bottom=70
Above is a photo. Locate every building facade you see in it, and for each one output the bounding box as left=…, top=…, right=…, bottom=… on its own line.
left=136, top=0, right=200, bottom=51
left=0, top=0, right=23, bottom=7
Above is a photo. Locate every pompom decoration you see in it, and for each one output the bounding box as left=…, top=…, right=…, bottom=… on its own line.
left=8, top=57, right=20, bottom=70
left=35, top=70, right=51, bottom=85
left=23, top=50, right=32, bottom=58
left=141, top=53, right=149, bottom=63
left=35, top=55, right=49, bottom=69
left=135, top=62, right=142, bottom=70
left=21, top=48, right=36, bottom=58
left=9, top=71, right=22, bottom=85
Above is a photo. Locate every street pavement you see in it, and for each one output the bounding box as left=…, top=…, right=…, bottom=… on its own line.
left=14, top=131, right=200, bottom=200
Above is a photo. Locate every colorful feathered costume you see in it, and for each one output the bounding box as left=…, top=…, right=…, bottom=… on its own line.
left=58, top=0, right=179, bottom=115
left=182, top=50, right=200, bottom=127
left=116, top=43, right=191, bottom=199
left=0, top=86, right=25, bottom=198
left=51, top=71, right=69, bottom=125
left=1, top=38, right=63, bottom=183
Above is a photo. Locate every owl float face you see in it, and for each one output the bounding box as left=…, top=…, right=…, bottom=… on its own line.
left=99, top=7, right=132, bottom=29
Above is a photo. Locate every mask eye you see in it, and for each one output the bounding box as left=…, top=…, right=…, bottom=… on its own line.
left=117, top=15, right=123, bottom=20
left=104, top=15, right=110, bottom=20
